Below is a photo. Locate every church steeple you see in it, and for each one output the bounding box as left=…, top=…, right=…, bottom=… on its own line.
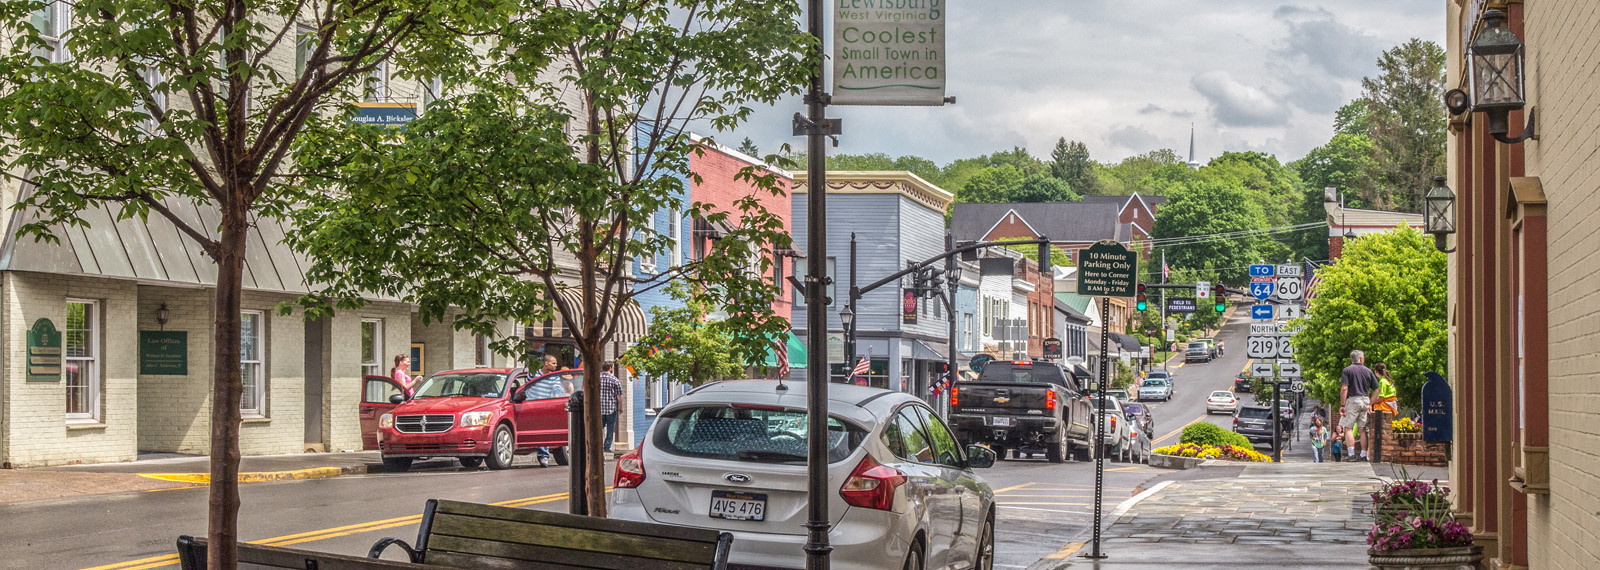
left=1186, top=123, right=1201, bottom=169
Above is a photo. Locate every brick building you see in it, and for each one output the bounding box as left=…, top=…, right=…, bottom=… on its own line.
left=1444, top=2, right=1600, bottom=568
left=950, top=194, right=1164, bottom=264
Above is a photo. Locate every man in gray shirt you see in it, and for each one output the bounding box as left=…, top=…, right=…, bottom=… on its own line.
left=1339, top=350, right=1378, bottom=461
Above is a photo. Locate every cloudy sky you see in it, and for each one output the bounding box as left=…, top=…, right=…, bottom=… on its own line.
left=724, top=1, right=1445, bottom=167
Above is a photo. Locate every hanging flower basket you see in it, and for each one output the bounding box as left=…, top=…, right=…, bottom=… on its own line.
left=1367, top=544, right=1482, bottom=570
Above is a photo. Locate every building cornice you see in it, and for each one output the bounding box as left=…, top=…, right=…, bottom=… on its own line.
left=792, top=171, right=955, bottom=212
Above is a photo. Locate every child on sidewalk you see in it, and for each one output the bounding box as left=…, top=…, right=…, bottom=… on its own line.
left=1331, top=425, right=1346, bottom=462
left=1309, top=416, right=1328, bottom=463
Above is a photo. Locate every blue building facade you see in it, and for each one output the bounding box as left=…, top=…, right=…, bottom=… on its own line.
left=629, top=171, right=692, bottom=445
left=790, top=172, right=955, bottom=400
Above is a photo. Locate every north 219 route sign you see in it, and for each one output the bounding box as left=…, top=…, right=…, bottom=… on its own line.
left=1076, top=240, right=1138, bottom=298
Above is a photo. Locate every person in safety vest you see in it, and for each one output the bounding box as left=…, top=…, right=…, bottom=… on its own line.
left=1371, top=362, right=1398, bottom=416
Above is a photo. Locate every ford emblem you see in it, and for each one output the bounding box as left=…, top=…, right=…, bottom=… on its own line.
left=724, top=473, right=751, bottom=484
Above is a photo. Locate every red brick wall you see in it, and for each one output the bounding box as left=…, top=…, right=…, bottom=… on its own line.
left=1379, top=419, right=1449, bottom=468
left=689, top=144, right=793, bottom=318
left=981, top=210, right=1041, bottom=241
left=1022, top=257, right=1054, bottom=357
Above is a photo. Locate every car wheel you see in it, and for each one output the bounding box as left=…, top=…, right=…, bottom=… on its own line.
left=975, top=516, right=995, bottom=570
left=486, top=425, right=515, bottom=470
left=458, top=457, right=483, bottom=469
left=553, top=446, right=570, bottom=466
left=1046, top=439, right=1065, bottom=463
left=902, top=541, right=923, bottom=570
left=381, top=456, right=412, bottom=472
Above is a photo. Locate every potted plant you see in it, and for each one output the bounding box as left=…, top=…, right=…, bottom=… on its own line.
left=1367, top=474, right=1482, bottom=569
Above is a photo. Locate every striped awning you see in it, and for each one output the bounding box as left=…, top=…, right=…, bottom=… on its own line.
left=525, top=287, right=648, bottom=344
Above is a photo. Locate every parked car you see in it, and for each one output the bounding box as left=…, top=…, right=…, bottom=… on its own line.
left=1205, top=391, right=1239, bottom=415
left=1136, top=378, right=1173, bottom=402
left=610, top=380, right=999, bottom=570
left=377, top=367, right=575, bottom=471
left=1122, top=402, right=1154, bottom=436
left=1089, top=396, right=1133, bottom=462
left=1146, top=370, right=1173, bottom=389
left=948, top=360, right=1095, bottom=463
left=1184, top=341, right=1215, bottom=363
left=1233, top=373, right=1253, bottom=393
left=1232, top=405, right=1278, bottom=450
left=1126, top=419, right=1152, bottom=464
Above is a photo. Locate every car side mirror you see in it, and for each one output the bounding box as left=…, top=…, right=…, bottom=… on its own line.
left=510, top=391, right=526, bottom=404
left=965, top=445, right=997, bottom=469
left=389, top=394, right=406, bottom=405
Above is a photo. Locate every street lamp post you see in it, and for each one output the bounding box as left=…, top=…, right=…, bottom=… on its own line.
left=944, top=232, right=961, bottom=418
left=839, top=305, right=855, bottom=379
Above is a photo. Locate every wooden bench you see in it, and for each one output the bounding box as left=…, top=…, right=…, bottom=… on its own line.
left=367, top=499, right=735, bottom=569
left=177, top=535, right=451, bottom=569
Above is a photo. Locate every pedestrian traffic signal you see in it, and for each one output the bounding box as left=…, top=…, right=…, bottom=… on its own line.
left=1214, top=283, right=1227, bottom=312
left=1135, top=283, right=1148, bottom=311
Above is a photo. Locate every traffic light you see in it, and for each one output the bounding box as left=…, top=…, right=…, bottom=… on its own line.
left=1214, top=283, right=1227, bottom=312
left=1135, top=282, right=1148, bottom=311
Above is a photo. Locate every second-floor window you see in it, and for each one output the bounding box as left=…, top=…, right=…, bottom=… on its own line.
left=365, top=59, right=388, bottom=102
left=667, top=208, right=680, bottom=267
left=31, top=1, right=70, bottom=63
left=361, top=319, right=383, bottom=376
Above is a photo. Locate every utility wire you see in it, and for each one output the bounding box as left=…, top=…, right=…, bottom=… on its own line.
left=1130, top=222, right=1328, bottom=248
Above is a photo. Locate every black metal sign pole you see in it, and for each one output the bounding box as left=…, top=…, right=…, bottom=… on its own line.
left=1087, top=296, right=1110, bottom=559
left=801, top=0, right=831, bottom=566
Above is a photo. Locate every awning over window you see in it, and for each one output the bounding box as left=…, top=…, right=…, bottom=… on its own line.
left=525, top=287, right=648, bottom=344
left=692, top=216, right=734, bottom=239
left=912, top=340, right=950, bottom=361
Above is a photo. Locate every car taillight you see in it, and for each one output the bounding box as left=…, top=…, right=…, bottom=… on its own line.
left=1131, top=429, right=1138, bottom=439
left=1233, top=417, right=1239, bottom=429
left=1045, top=389, right=1057, bottom=410
left=839, top=454, right=905, bottom=511
left=949, top=385, right=959, bottom=408
left=614, top=447, right=645, bottom=488
left=1111, top=416, right=1117, bottom=431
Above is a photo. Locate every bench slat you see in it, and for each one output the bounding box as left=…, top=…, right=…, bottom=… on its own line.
left=426, top=535, right=714, bottom=570
left=430, top=512, right=717, bottom=564
left=178, top=536, right=445, bottom=569
left=431, top=499, right=722, bottom=544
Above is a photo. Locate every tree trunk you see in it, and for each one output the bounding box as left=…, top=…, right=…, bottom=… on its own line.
left=208, top=204, right=248, bottom=569
left=579, top=341, right=607, bottom=517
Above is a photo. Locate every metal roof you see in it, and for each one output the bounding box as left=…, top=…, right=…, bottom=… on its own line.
left=952, top=201, right=1125, bottom=243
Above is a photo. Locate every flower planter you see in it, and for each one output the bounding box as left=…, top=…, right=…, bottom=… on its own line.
left=1367, top=544, right=1483, bottom=570
left=1148, top=453, right=1202, bottom=470
left=1373, top=504, right=1415, bottom=521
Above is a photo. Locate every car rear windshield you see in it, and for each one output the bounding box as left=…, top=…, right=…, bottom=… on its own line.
left=1238, top=407, right=1272, bottom=419
left=1187, top=342, right=1207, bottom=350
left=653, top=405, right=866, bottom=464
left=411, top=373, right=507, bottom=399
left=1211, top=391, right=1233, bottom=398
left=976, top=363, right=1071, bottom=386
left=1141, top=380, right=1166, bottom=387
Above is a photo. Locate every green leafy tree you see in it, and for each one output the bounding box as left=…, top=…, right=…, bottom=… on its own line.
left=1100, top=148, right=1185, bottom=195
left=955, top=164, right=1026, bottom=203
left=288, top=0, right=813, bottom=516
left=1289, top=226, right=1445, bottom=412
left=822, top=152, right=945, bottom=186
left=1010, top=173, right=1081, bottom=203
left=0, top=0, right=500, bottom=563
left=1048, top=138, right=1103, bottom=195
left=1334, top=99, right=1372, bottom=138
left=737, top=137, right=760, bottom=158
left=1361, top=39, right=1447, bottom=212
left=622, top=294, right=744, bottom=388
left=1151, top=179, right=1269, bottom=287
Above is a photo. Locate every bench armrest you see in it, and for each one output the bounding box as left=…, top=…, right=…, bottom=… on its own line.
left=368, top=537, right=420, bottom=562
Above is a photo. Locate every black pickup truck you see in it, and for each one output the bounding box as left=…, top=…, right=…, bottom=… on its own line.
left=947, top=360, right=1095, bottom=463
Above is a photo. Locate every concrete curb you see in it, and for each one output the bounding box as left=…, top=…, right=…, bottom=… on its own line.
left=1147, top=453, right=1202, bottom=470
left=138, top=465, right=366, bottom=484
left=1024, top=481, right=1175, bottom=570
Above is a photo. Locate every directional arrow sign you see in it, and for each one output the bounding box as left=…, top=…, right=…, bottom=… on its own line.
left=1246, top=336, right=1279, bottom=359
left=1251, top=304, right=1274, bottom=320
left=1249, top=281, right=1275, bottom=300
left=1250, top=264, right=1275, bottom=278
left=1279, top=362, right=1303, bottom=378
left=1280, top=304, right=1304, bottom=320
left=1251, top=362, right=1275, bottom=377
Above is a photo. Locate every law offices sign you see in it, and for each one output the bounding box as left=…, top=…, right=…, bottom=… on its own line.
left=832, top=0, right=946, bottom=106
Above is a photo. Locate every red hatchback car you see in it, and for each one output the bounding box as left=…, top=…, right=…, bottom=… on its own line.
left=376, top=367, right=577, bottom=471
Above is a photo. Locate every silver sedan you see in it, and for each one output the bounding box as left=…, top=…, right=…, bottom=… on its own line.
left=610, top=380, right=999, bottom=570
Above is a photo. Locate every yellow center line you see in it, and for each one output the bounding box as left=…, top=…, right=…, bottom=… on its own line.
left=82, top=489, right=606, bottom=570
left=1043, top=541, right=1087, bottom=560
left=990, top=481, right=1037, bottom=494
left=1152, top=414, right=1208, bottom=445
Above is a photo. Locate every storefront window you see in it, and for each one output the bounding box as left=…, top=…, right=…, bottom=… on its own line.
left=241, top=311, right=265, bottom=416
left=361, top=319, right=382, bottom=376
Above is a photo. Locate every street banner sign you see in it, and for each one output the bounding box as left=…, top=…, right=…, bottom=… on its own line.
left=1249, top=281, right=1275, bottom=300
left=1246, top=336, right=1279, bottom=358
left=1275, top=264, right=1302, bottom=278
left=1279, top=362, right=1303, bottom=377
left=1280, top=304, right=1304, bottom=319
left=1043, top=338, right=1063, bottom=359
left=1251, top=304, right=1274, bottom=320
left=832, top=0, right=947, bottom=106
left=1275, top=277, right=1303, bottom=300
left=1195, top=281, right=1211, bottom=299
left=1251, top=362, right=1275, bottom=377
left=1250, top=323, right=1278, bottom=334
left=1249, top=264, right=1275, bottom=278
left=1076, top=240, right=1139, bottom=297
left=1166, top=298, right=1197, bottom=313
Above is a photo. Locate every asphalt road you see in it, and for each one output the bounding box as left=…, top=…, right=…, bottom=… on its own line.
left=4, top=313, right=1261, bottom=570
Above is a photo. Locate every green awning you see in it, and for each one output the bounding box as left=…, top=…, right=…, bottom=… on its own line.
left=758, top=332, right=807, bottom=368
left=1055, top=291, right=1094, bottom=313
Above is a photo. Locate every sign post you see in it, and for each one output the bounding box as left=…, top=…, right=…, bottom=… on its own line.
left=1075, top=240, right=1137, bottom=561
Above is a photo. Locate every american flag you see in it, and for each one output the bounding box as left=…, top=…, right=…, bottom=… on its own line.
left=1304, top=260, right=1323, bottom=300
left=773, top=338, right=789, bottom=378
left=850, top=355, right=871, bottom=377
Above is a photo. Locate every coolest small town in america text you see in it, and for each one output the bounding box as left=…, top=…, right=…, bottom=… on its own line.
left=0, top=1, right=1588, bottom=569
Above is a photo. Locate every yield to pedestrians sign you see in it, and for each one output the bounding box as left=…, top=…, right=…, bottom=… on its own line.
left=1251, top=304, right=1274, bottom=320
